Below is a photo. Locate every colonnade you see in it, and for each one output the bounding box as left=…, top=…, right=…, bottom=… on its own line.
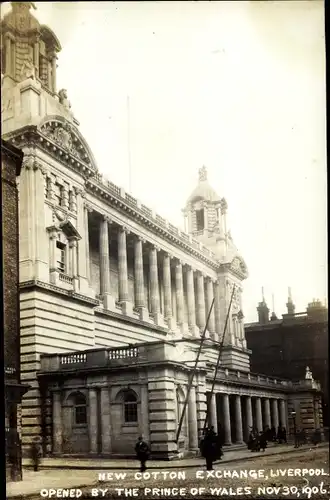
left=202, top=393, right=288, bottom=446
left=84, top=207, right=245, bottom=342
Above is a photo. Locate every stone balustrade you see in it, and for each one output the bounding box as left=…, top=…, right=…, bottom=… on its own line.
left=90, top=173, right=217, bottom=262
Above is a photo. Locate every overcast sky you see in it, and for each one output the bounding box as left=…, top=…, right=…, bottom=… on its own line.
left=2, top=1, right=326, bottom=322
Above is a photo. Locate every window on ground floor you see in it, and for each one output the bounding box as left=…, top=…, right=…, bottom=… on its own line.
left=74, top=393, right=87, bottom=425
left=124, top=392, right=138, bottom=423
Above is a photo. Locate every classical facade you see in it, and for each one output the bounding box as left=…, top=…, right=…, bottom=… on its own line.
left=2, top=138, right=30, bottom=481
left=1, top=3, right=324, bottom=460
left=245, top=291, right=329, bottom=428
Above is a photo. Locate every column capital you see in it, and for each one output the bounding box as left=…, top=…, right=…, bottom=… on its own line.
left=84, top=203, right=94, bottom=213
left=150, top=244, right=160, bottom=252
left=163, top=251, right=173, bottom=260
left=135, top=234, right=146, bottom=244
left=119, top=225, right=130, bottom=235
left=175, top=259, right=184, bottom=267
left=102, top=215, right=112, bottom=224
left=74, top=187, right=86, bottom=198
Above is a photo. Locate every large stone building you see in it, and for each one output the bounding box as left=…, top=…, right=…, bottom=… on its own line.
left=245, top=291, right=329, bottom=427
left=2, top=138, right=29, bottom=481
left=1, top=2, right=324, bottom=459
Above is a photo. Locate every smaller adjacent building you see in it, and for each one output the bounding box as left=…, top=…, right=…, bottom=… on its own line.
left=2, top=139, right=30, bottom=481
left=245, top=290, right=329, bottom=428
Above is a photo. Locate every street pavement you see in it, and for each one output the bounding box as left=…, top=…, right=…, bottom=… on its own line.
left=7, top=443, right=328, bottom=499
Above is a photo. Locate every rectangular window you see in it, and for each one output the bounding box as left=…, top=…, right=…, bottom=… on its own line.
left=54, top=183, right=63, bottom=206
left=75, top=406, right=87, bottom=425
left=56, top=242, right=66, bottom=273
left=124, top=402, right=138, bottom=423
left=196, top=209, right=205, bottom=231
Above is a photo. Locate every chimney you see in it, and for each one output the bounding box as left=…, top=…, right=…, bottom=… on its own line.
left=257, top=287, right=270, bottom=324
left=286, top=287, right=295, bottom=315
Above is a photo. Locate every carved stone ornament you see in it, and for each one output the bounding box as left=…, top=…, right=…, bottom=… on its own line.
left=58, top=89, right=72, bottom=111
left=20, top=56, right=36, bottom=81
left=40, top=121, right=91, bottom=164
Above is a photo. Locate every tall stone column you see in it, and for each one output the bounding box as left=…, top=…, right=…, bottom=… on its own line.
left=118, top=226, right=133, bottom=315
left=245, top=397, right=253, bottom=441
left=175, top=261, right=185, bottom=327
left=209, top=393, right=218, bottom=433
left=255, top=397, right=263, bottom=432
left=186, top=266, right=198, bottom=335
left=271, top=399, right=279, bottom=430
left=74, top=190, right=89, bottom=295
left=279, top=399, right=287, bottom=428
left=163, top=253, right=175, bottom=329
left=140, top=386, right=150, bottom=443
left=196, top=272, right=206, bottom=330
left=88, top=388, right=98, bottom=454
left=222, top=394, right=232, bottom=445
left=100, top=217, right=114, bottom=310
left=235, top=395, right=244, bottom=443
left=134, top=236, right=149, bottom=321
left=33, top=162, right=49, bottom=282
left=263, top=398, right=271, bottom=428
left=69, top=239, right=79, bottom=291
left=52, top=390, right=62, bottom=454
left=188, top=386, right=198, bottom=450
left=100, top=387, right=111, bottom=454
left=213, top=280, right=222, bottom=341
left=206, top=278, right=215, bottom=337
left=84, top=204, right=91, bottom=284
left=149, top=245, right=163, bottom=325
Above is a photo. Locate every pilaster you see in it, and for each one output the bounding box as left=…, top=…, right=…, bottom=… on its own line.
left=206, top=277, right=215, bottom=337
left=52, top=390, right=62, bottom=454
left=100, top=387, right=111, bottom=454
left=75, top=191, right=92, bottom=295
left=188, top=386, right=198, bottom=451
left=88, top=388, right=98, bottom=454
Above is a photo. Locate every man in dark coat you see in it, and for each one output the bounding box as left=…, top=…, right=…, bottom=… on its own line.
left=200, top=428, right=219, bottom=470
left=135, top=436, right=150, bottom=473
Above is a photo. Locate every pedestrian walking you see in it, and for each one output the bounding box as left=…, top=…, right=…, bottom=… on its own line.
left=200, top=428, right=219, bottom=470
left=30, top=437, right=41, bottom=472
left=135, top=436, right=150, bottom=473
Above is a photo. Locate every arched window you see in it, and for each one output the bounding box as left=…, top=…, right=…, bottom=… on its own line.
left=124, top=392, right=138, bottom=423
left=74, top=393, right=87, bottom=425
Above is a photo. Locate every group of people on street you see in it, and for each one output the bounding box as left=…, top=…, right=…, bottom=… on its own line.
left=27, top=425, right=323, bottom=475
left=247, top=425, right=287, bottom=452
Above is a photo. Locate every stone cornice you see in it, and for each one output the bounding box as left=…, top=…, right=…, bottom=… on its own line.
left=19, top=280, right=99, bottom=306
left=94, top=307, right=168, bottom=334
left=3, top=126, right=96, bottom=181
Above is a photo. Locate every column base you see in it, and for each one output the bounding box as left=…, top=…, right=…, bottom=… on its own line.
left=103, top=293, right=116, bottom=311
left=78, top=276, right=96, bottom=297
left=35, top=260, right=49, bottom=282
left=189, top=325, right=201, bottom=337
left=153, top=312, right=166, bottom=327
left=166, top=316, right=177, bottom=331
left=179, top=322, right=189, bottom=335
left=137, top=307, right=150, bottom=322
left=121, top=301, right=134, bottom=316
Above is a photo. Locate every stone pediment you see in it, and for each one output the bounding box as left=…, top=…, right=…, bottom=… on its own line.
left=38, top=117, right=98, bottom=171
left=230, top=255, right=248, bottom=278
left=47, top=219, right=81, bottom=241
